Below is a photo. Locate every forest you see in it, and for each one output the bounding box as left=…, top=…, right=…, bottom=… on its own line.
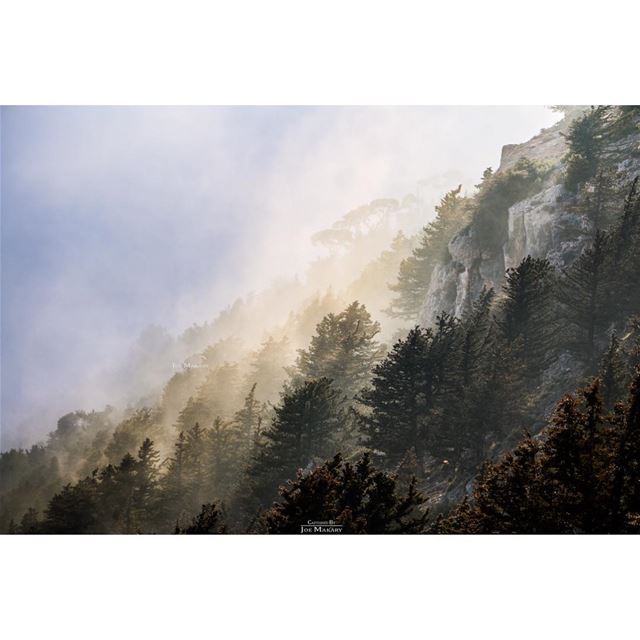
left=2, top=105, right=640, bottom=534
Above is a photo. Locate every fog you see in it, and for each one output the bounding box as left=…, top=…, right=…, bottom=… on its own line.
left=0, top=106, right=561, bottom=449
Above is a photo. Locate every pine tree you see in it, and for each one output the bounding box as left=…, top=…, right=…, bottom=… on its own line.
left=245, top=378, right=344, bottom=508
left=232, top=383, right=263, bottom=451
left=261, top=453, right=428, bottom=534
left=247, top=337, right=292, bottom=403
left=192, top=362, right=241, bottom=422
left=441, top=288, right=501, bottom=466
left=183, top=423, right=208, bottom=512
left=387, top=185, right=467, bottom=319
left=609, top=370, right=640, bottom=531
left=112, top=438, right=160, bottom=532
left=18, top=507, right=41, bottom=534
left=206, top=417, right=241, bottom=501
left=599, top=334, right=627, bottom=410
left=358, top=327, right=430, bottom=468
left=105, top=408, right=159, bottom=465
left=295, top=301, right=384, bottom=401
left=497, top=256, right=556, bottom=381
left=580, top=168, right=618, bottom=231
left=609, top=178, right=640, bottom=321
left=358, top=316, right=460, bottom=469
left=42, top=477, right=99, bottom=534
left=471, top=158, right=547, bottom=250
left=563, top=107, right=606, bottom=192
left=159, top=431, right=188, bottom=528
left=436, top=373, right=640, bottom=534
left=175, top=503, right=225, bottom=534
left=558, top=231, right=613, bottom=370
left=175, top=396, right=212, bottom=434
left=93, top=452, right=140, bottom=533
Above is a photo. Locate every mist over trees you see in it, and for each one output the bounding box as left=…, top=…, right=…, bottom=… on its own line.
left=3, top=106, right=640, bottom=534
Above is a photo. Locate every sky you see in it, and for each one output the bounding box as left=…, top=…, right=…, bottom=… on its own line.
left=0, top=106, right=561, bottom=449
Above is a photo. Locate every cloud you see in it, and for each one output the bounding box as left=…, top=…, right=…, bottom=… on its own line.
left=0, top=106, right=561, bottom=448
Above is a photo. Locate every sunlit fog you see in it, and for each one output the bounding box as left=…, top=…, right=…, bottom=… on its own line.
left=1, top=106, right=560, bottom=448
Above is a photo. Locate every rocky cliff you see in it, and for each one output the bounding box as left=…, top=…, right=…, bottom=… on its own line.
left=419, top=111, right=640, bottom=327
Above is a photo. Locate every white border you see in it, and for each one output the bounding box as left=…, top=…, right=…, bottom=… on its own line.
left=1, top=535, right=638, bottom=639
left=1, top=0, right=638, bottom=104
left=2, top=1, right=639, bottom=638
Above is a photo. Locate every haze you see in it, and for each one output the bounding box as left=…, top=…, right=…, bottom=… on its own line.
left=0, top=106, right=561, bottom=449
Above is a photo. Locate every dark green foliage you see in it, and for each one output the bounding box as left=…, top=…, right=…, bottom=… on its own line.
left=558, top=231, right=614, bottom=369
left=563, top=107, right=606, bottom=192
left=599, top=334, right=627, bottom=409
left=43, top=477, right=99, bottom=534
left=158, top=431, right=189, bottom=526
left=244, top=378, right=345, bottom=509
left=0, top=446, right=61, bottom=533
left=358, top=327, right=432, bottom=468
left=18, top=508, right=42, bottom=534
left=261, top=453, right=428, bottom=534
left=440, top=289, right=522, bottom=465
left=295, top=301, right=384, bottom=400
left=497, top=256, right=557, bottom=381
left=435, top=372, right=640, bottom=534
left=471, top=158, right=548, bottom=250
left=610, top=178, right=640, bottom=319
left=175, top=503, right=225, bottom=534
left=578, top=168, right=619, bottom=231
left=599, top=106, right=640, bottom=143
left=388, top=186, right=468, bottom=319
left=358, top=315, right=460, bottom=468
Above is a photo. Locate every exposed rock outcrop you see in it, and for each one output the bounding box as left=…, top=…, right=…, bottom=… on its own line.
left=419, top=112, right=640, bottom=327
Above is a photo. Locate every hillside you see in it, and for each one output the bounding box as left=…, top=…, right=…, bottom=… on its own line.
left=3, top=106, right=640, bottom=534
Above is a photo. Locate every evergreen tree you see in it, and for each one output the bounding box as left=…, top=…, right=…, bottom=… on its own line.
left=42, top=477, right=99, bottom=534
left=175, top=396, right=212, bottom=435
left=440, top=288, right=502, bottom=465
left=599, top=334, right=627, bottom=410
left=497, top=256, right=556, bottom=381
left=175, top=503, right=225, bottom=534
left=436, top=372, right=640, bottom=534
left=609, top=370, right=640, bottom=531
left=158, top=431, right=188, bottom=528
left=563, top=107, right=606, bottom=192
left=609, top=178, right=640, bottom=321
left=359, top=315, right=459, bottom=469
left=105, top=408, right=159, bottom=465
left=295, top=301, right=384, bottom=400
left=388, top=185, right=467, bottom=319
left=246, top=337, right=292, bottom=403
left=232, top=383, right=263, bottom=450
left=206, top=417, right=242, bottom=501
left=580, top=168, right=618, bottom=231
left=183, top=423, right=208, bottom=512
left=94, top=453, right=140, bottom=533
left=18, top=507, right=41, bottom=534
left=471, top=158, right=547, bottom=250
left=261, top=453, right=428, bottom=534
left=245, top=378, right=345, bottom=509
left=192, top=362, right=241, bottom=422
left=558, top=231, right=613, bottom=370
left=358, top=327, right=430, bottom=468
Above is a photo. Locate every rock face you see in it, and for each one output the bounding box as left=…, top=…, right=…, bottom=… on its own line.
left=504, top=184, right=593, bottom=271
left=419, top=113, right=640, bottom=326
